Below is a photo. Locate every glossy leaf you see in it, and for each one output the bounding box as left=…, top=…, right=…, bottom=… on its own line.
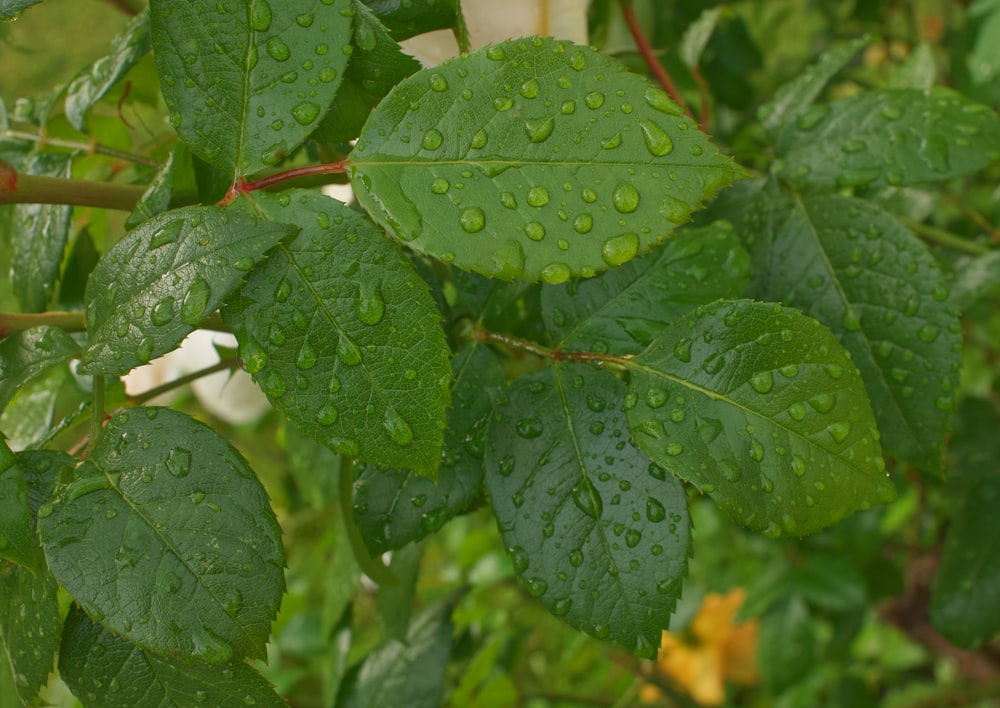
left=350, top=37, right=742, bottom=282
left=931, top=477, right=1000, bottom=648
left=38, top=407, right=285, bottom=663
left=222, top=190, right=450, bottom=474
left=542, top=221, right=750, bottom=355
left=59, top=605, right=285, bottom=707
left=362, top=0, right=459, bottom=40
left=65, top=9, right=151, bottom=131
left=353, top=344, right=503, bottom=553
left=0, top=563, right=60, bottom=704
left=78, top=205, right=296, bottom=376
left=626, top=299, right=894, bottom=538
left=754, top=195, right=962, bottom=471
left=486, top=363, right=690, bottom=658
left=125, top=147, right=181, bottom=229
left=149, top=0, right=352, bottom=176
left=0, top=436, right=40, bottom=569
left=0, top=326, right=79, bottom=413
left=757, top=35, right=871, bottom=136
left=12, top=154, right=73, bottom=313
left=774, top=88, right=1000, bottom=188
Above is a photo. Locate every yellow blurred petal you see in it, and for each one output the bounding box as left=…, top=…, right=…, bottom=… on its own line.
left=723, top=620, right=760, bottom=686
left=691, top=588, right=746, bottom=646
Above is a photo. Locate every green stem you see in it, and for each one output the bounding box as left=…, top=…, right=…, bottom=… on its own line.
left=338, top=457, right=397, bottom=586
left=87, top=376, right=105, bottom=456
left=476, top=327, right=633, bottom=369
left=3, top=129, right=160, bottom=168
left=0, top=172, right=145, bottom=211
left=126, top=358, right=239, bottom=408
left=901, top=217, right=992, bottom=256
left=0, top=311, right=87, bottom=333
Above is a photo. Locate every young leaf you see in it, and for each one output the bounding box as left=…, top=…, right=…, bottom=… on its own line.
left=930, top=477, right=1000, bottom=648
left=222, top=190, right=450, bottom=474
left=64, top=9, right=151, bottom=131
left=353, top=344, right=503, bottom=553
left=0, top=563, right=60, bottom=704
left=59, top=604, right=285, bottom=707
left=0, top=436, right=41, bottom=569
left=542, top=221, right=750, bottom=355
left=0, top=326, right=79, bottom=413
left=774, top=88, right=1000, bottom=188
left=149, top=0, right=352, bottom=177
left=486, top=363, right=691, bottom=659
left=754, top=195, right=962, bottom=472
left=78, top=205, right=296, bottom=376
left=626, top=299, right=894, bottom=538
left=679, top=7, right=725, bottom=69
left=350, top=37, right=742, bottom=282
left=38, top=407, right=285, bottom=663
left=12, top=154, right=73, bottom=313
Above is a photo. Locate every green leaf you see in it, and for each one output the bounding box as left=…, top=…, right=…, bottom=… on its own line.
left=64, top=9, right=151, bottom=131
left=757, top=35, right=871, bottom=136
left=754, top=195, right=962, bottom=472
left=362, top=0, right=459, bottom=40
left=774, top=88, right=1000, bottom=188
left=376, top=542, right=422, bottom=639
left=931, top=477, right=1000, bottom=648
left=542, top=221, right=750, bottom=355
left=0, top=436, right=41, bottom=569
left=0, top=327, right=79, bottom=413
left=78, top=205, right=296, bottom=376
left=12, top=154, right=73, bottom=313
left=38, top=407, right=285, bottom=663
left=125, top=147, right=181, bottom=229
left=353, top=344, right=503, bottom=553
left=758, top=595, right=816, bottom=693
left=350, top=37, right=742, bottom=282
left=149, top=0, right=353, bottom=177
left=222, top=190, right=450, bottom=474
left=339, top=596, right=454, bottom=708
left=626, top=299, right=894, bottom=538
left=0, top=0, right=42, bottom=20
left=59, top=604, right=285, bottom=707
left=313, top=0, right=422, bottom=145
left=486, top=363, right=690, bottom=658
left=679, top=7, right=725, bottom=69
left=888, top=42, right=937, bottom=90
left=952, top=250, right=1000, bottom=311
left=0, top=563, right=60, bottom=704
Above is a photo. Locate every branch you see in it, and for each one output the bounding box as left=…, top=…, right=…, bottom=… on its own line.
left=220, top=160, right=349, bottom=205
left=126, top=357, right=239, bottom=408
left=619, top=0, right=694, bottom=120
left=0, top=170, right=145, bottom=211
left=2, top=129, right=160, bottom=168
left=0, top=310, right=87, bottom=333
left=901, top=217, right=992, bottom=256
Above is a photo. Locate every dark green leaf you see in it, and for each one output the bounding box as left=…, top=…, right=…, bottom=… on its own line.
left=125, top=148, right=181, bottom=229
left=931, top=477, right=1000, bottom=648
left=0, top=435, right=40, bottom=569
left=789, top=554, right=867, bottom=613
left=223, top=190, right=450, bottom=474
left=351, top=38, right=742, bottom=282
left=340, top=596, right=454, bottom=708
left=0, top=563, right=60, bottom=704
left=0, top=326, right=79, bottom=413
left=38, top=407, right=285, bottom=663
left=626, top=299, right=894, bottom=538
left=542, top=221, right=750, bottom=355
left=78, top=205, right=296, bottom=376
left=0, top=0, right=42, bottom=20
left=64, top=9, right=151, bottom=131
left=149, top=0, right=352, bottom=176
left=754, top=195, right=962, bottom=472
left=59, top=604, right=285, bottom=707
left=376, top=542, right=422, bottom=639
left=57, top=228, right=100, bottom=310
left=354, top=344, right=503, bottom=553
left=12, top=154, right=73, bottom=313
left=362, top=0, right=459, bottom=40
left=757, top=35, right=871, bottom=136
left=774, top=88, right=1000, bottom=188
left=486, top=363, right=690, bottom=658
left=758, top=595, right=816, bottom=693
left=679, top=7, right=725, bottom=69
left=16, top=449, right=69, bottom=515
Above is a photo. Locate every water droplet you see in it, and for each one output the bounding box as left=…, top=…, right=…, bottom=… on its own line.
left=612, top=183, right=640, bottom=213
left=430, top=177, right=450, bottom=195
left=234, top=257, right=254, bottom=271
left=639, top=120, right=673, bottom=156
left=825, top=421, right=850, bottom=444
left=357, top=281, right=385, bottom=325
left=602, top=133, right=622, bottom=149
left=165, top=447, right=192, bottom=478
left=266, top=36, right=290, bottom=61
left=429, top=73, right=448, bottom=92
left=251, top=0, right=272, bottom=30
left=841, top=138, right=866, bottom=153
left=486, top=45, right=505, bottom=61
left=337, top=335, right=362, bottom=366
left=191, top=627, right=234, bottom=663
left=552, top=597, right=573, bottom=616
left=842, top=310, right=861, bottom=332
left=665, top=442, right=683, bottom=456
left=625, top=529, right=642, bottom=548
left=795, top=103, right=830, bottom=130
left=584, top=91, right=605, bottom=109
left=646, top=498, right=666, bottom=522
left=526, top=578, right=547, bottom=597
left=510, top=546, right=529, bottom=573
left=292, top=101, right=320, bottom=125
left=750, top=371, right=773, bottom=394
left=602, top=233, right=639, bottom=267
left=788, top=402, right=807, bottom=421
left=494, top=96, right=514, bottom=111
left=644, top=388, right=668, bottom=408
left=541, top=262, right=571, bottom=285
left=516, top=417, right=543, bottom=439
left=525, top=116, right=555, bottom=143
left=470, top=129, right=488, bottom=149
left=808, top=392, right=835, bottom=413
left=149, top=297, right=175, bottom=327
left=525, top=222, right=545, bottom=241
left=918, top=323, right=940, bottom=342
left=150, top=220, right=183, bottom=250
left=572, top=214, right=593, bottom=234
left=422, top=128, right=444, bottom=150
left=383, top=406, right=413, bottom=446
left=317, top=401, right=338, bottom=425
left=749, top=439, right=764, bottom=462
left=263, top=369, right=286, bottom=399
left=645, top=87, right=683, bottom=115
left=527, top=186, right=549, bottom=207
left=571, top=479, right=602, bottom=519
left=460, top=207, right=485, bottom=233
left=520, top=78, right=539, bottom=98
left=135, top=338, right=154, bottom=363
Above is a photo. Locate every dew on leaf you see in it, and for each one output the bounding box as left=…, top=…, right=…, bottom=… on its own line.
left=526, top=186, right=550, bottom=207
left=808, top=392, right=835, bottom=413
left=135, top=338, right=154, bottom=363
left=430, top=178, right=450, bottom=194
left=470, top=129, right=488, bottom=149
left=525, top=222, right=545, bottom=241
left=665, top=442, right=683, bottom=456
left=585, top=92, right=605, bottom=109
left=429, top=73, right=448, bottom=92
left=827, top=421, right=851, bottom=444
left=516, top=417, right=543, bottom=439
left=494, top=96, right=514, bottom=111
left=357, top=281, right=385, bottom=325
left=265, top=36, right=290, bottom=61
left=644, top=388, right=668, bottom=408
left=150, top=298, right=175, bottom=326
left=644, top=86, right=684, bottom=115
left=612, top=183, right=640, bottom=213
left=459, top=207, right=485, bottom=233
left=263, top=370, right=286, bottom=399
left=383, top=406, right=413, bottom=446
left=527, top=578, right=547, bottom=597
left=625, top=529, right=642, bottom=548
left=165, top=447, right=192, bottom=478
left=602, top=233, right=639, bottom=266
left=250, top=0, right=272, bottom=31
left=337, top=335, right=362, bottom=366
left=646, top=497, right=666, bottom=522
left=918, top=323, right=940, bottom=342
left=292, top=101, right=320, bottom=125
left=150, top=220, right=183, bottom=250
left=571, top=479, right=602, bottom=519
left=750, top=371, right=774, bottom=394
left=639, top=120, right=673, bottom=156
left=602, top=133, right=622, bottom=149
left=573, top=214, right=593, bottom=233
left=317, top=401, right=338, bottom=425
left=509, top=545, right=529, bottom=573
left=421, top=128, right=444, bottom=150
left=541, top=262, right=571, bottom=284
left=561, top=100, right=575, bottom=114
left=525, top=116, right=555, bottom=143
left=520, top=78, right=539, bottom=98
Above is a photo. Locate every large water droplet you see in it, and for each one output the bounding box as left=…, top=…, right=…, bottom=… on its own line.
left=357, top=281, right=385, bottom=325
left=571, top=479, right=602, bottom=519
left=429, top=73, right=448, bottom=92
left=526, top=186, right=550, bottom=207
left=602, top=233, right=638, bottom=267
left=251, top=0, right=272, bottom=31
left=645, top=87, right=684, bottom=115
left=585, top=92, right=605, bottom=109
left=520, top=78, right=539, bottom=98
left=827, top=421, right=851, bottom=444
left=552, top=597, right=573, bottom=616
left=639, top=120, right=673, bottom=156
left=150, top=220, right=183, bottom=250
left=317, top=401, right=338, bottom=425
left=646, top=498, right=666, bottom=522
left=165, top=447, right=192, bottom=478
left=509, top=546, right=529, bottom=573
left=612, top=183, right=640, bottom=213
left=242, top=338, right=269, bottom=374
left=292, top=101, right=320, bottom=125
left=266, top=36, right=290, bottom=62
left=750, top=371, right=774, bottom=394
left=516, top=417, right=543, bottom=439
left=422, top=128, right=444, bottom=150
left=541, top=262, right=571, bottom=285
left=337, top=335, right=362, bottom=366
left=150, top=297, right=175, bottom=326
left=383, top=406, right=413, bottom=446
left=525, top=116, right=555, bottom=143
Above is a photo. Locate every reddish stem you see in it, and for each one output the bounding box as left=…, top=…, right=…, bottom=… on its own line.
left=692, top=67, right=712, bottom=134
left=219, top=160, right=350, bottom=206
left=619, top=1, right=693, bottom=120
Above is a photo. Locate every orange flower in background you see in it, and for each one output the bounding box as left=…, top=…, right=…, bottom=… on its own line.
left=641, top=588, right=759, bottom=706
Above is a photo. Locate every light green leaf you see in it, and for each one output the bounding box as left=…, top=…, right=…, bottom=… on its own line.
left=755, top=195, right=962, bottom=472
left=774, top=88, right=1000, bottom=188
left=0, top=563, right=60, bottom=704
left=542, top=221, right=750, bottom=355
left=350, top=37, right=741, bottom=282
left=0, top=435, right=42, bottom=569
left=626, top=299, right=894, bottom=538
left=0, top=327, right=79, bottom=413
left=931, top=477, right=1000, bottom=648
left=952, top=250, right=1000, bottom=311
left=12, top=154, right=73, bottom=313
left=149, top=0, right=352, bottom=177
left=757, top=35, right=871, bottom=136
left=222, top=190, right=450, bottom=474
left=486, top=363, right=690, bottom=658
left=680, top=7, right=725, bottom=69
left=65, top=9, right=151, bottom=131
left=78, top=205, right=296, bottom=376
left=59, top=604, right=285, bottom=707
left=38, top=407, right=285, bottom=663
left=353, top=344, right=503, bottom=553
left=888, top=42, right=937, bottom=90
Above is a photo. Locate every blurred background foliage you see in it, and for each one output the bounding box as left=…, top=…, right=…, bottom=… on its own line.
left=4, top=0, right=1000, bottom=706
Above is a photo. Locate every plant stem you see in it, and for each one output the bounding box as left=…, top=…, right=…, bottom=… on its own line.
left=0, top=172, right=145, bottom=211
left=901, top=217, right=992, bottom=256
left=618, top=0, right=693, bottom=120
left=3, top=130, right=160, bottom=168
left=126, top=358, right=239, bottom=407
left=86, top=376, right=105, bottom=456
left=220, top=160, right=349, bottom=205
left=338, top=457, right=398, bottom=586
left=475, top=326, right=632, bottom=369
left=0, top=311, right=87, bottom=333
